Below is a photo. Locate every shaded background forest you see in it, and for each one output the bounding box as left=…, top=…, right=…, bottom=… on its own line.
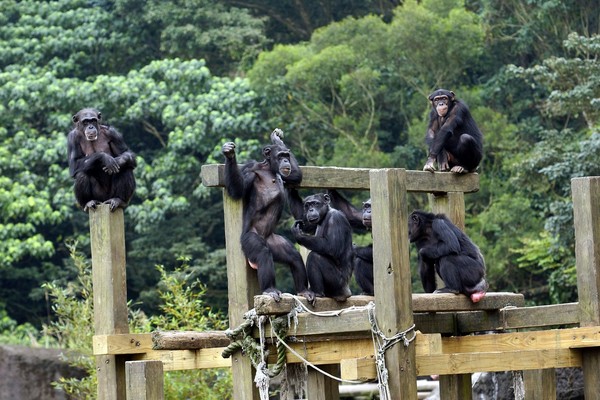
left=0, top=0, right=599, bottom=332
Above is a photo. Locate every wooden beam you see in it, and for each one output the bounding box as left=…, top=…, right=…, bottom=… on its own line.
left=201, top=164, right=480, bottom=193
left=151, top=331, right=230, bottom=350
left=132, top=348, right=231, bottom=371
left=254, top=292, right=524, bottom=315
left=125, top=361, right=163, bottom=400
left=94, top=334, right=153, bottom=355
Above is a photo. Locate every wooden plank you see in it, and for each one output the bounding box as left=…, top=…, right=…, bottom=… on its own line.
left=132, top=348, right=231, bottom=371
left=439, top=374, right=472, bottom=400
left=370, top=169, right=418, bottom=398
left=151, top=331, right=230, bottom=350
left=201, top=164, right=480, bottom=193
left=340, top=357, right=376, bottom=381
left=222, top=192, right=260, bottom=400
left=125, top=361, right=163, bottom=400
left=416, top=348, right=581, bottom=375
left=254, top=292, right=524, bottom=315
left=90, top=205, right=129, bottom=400
left=442, top=326, right=600, bottom=353
left=94, top=334, right=153, bottom=355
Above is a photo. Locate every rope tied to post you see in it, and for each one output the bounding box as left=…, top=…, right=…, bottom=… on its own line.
left=221, top=309, right=289, bottom=400
left=367, top=301, right=416, bottom=400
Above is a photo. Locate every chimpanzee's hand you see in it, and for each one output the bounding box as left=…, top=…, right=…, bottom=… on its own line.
left=102, top=154, right=120, bottom=174
left=222, top=142, right=236, bottom=159
left=291, top=220, right=304, bottom=238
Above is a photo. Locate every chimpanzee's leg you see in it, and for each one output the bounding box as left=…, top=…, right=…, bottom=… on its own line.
left=268, top=234, right=315, bottom=304
left=241, top=231, right=281, bottom=301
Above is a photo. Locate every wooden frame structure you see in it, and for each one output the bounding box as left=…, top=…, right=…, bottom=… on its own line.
left=91, top=168, right=600, bottom=399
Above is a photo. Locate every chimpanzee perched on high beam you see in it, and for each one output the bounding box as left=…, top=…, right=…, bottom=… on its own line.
left=68, top=108, right=137, bottom=212
left=222, top=129, right=315, bottom=304
left=423, top=89, right=483, bottom=174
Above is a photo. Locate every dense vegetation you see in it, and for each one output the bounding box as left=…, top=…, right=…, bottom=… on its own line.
left=0, top=0, right=598, bottom=339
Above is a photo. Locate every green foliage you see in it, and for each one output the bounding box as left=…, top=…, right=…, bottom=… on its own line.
left=247, top=1, right=486, bottom=166
left=43, top=245, right=232, bottom=399
left=512, top=231, right=577, bottom=303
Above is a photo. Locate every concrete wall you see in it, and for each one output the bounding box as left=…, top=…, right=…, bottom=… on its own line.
left=0, top=345, right=85, bottom=400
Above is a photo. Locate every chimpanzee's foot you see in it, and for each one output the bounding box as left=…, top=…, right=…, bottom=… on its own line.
left=450, top=165, right=467, bottom=174
left=298, top=289, right=316, bottom=306
left=263, top=288, right=282, bottom=302
left=84, top=200, right=101, bottom=212
left=104, top=198, right=126, bottom=211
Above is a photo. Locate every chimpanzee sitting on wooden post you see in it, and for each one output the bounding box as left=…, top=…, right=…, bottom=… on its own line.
left=423, top=89, right=483, bottom=174
left=408, top=210, right=488, bottom=302
left=222, top=129, right=315, bottom=304
left=68, top=108, right=137, bottom=212
left=291, top=193, right=354, bottom=302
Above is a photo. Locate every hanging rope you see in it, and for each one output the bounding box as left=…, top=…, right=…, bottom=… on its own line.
left=221, top=309, right=290, bottom=399
left=367, top=302, right=417, bottom=400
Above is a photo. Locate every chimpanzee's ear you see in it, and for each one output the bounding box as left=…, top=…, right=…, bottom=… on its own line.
left=262, top=146, right=272, bottom=159
left=72, top=114, right=79, bottom=123
left=97, top=112, right=102, bottom=121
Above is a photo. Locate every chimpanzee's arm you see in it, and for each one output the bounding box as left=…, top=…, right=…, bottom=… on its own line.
left=429, top=105, right=465, bottom=156
left=107, top=127, right=136, bottom=168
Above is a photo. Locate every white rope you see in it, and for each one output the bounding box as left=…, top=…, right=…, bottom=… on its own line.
left=292, top=295, right=371, bottom=316
left=367, top=302, right=417, bottom=400
left=269, top=319, right=366, bottom=385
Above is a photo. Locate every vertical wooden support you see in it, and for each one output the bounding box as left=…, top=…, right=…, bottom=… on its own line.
left=430, top=192, right=471, bottom=399
left=438, top=374, right=471, bottom=400
left=370, top=169, right=418, bottom=399
left=572, top=177, right=600, bottom=400
left=306, top=365, right=339, bottom=400
left=223, top=192, right=260, bottom=400
left=429, top=192, right=465, bottom=229
left=91, top=205, right=129, bottom=400
left=125, top=361, right=164, bottom=400
left=523, top=369, right=556, bottom=399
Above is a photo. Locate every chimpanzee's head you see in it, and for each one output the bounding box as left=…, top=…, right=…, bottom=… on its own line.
left=73, top=108, right=101, bottom=141
left=362, top=199, right=372, bottom=229
left=428, top=89, right=455, bottom=118
left=303, top=193, right=331, bottom=225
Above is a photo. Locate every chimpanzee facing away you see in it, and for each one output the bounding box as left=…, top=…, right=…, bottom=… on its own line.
left=408, top=210, right=488, bottom=302
left=423, top=89, right=483, bottom=174
left=291, top=193, right=354, bottom=301
left=328, top=190, right=374, bottom=295
left=68, top=108, right=137, bottom=212
left=222, top=129, right=315, bottom=304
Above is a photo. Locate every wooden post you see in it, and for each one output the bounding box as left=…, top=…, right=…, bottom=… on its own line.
left=430, top=191, right=471, bottom=399
left=523, top=369, right=556, bottom=399
left=223, top=193, right=260, bottom=400
left=370, top=169, right=418, bottom=399
left=429, top=192, right=465, bottom=230
left=91, top=205, right=129, bottom=400
left=125, top=361, right=164, bottom=400
left=572, top=176, right=600, bottom=400
left=306, top=365, right=340, bottom=400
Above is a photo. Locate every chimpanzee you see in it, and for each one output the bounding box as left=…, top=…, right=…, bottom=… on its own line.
left=222, top=129, right=315, bottom=304
left=68, top=108, right=137, bottom=212
left=408, top=210, right=488, bottom=302
left=423, top=89, right=483, bottom=174
left=291, top=193, right=354, bottom=301
left=328, top=190, right=374, bottom=295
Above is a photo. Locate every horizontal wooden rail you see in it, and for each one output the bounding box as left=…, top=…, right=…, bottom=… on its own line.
left=201, top=164, right=480, bottom=193
left=93, top=326, right=600, bottom=376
